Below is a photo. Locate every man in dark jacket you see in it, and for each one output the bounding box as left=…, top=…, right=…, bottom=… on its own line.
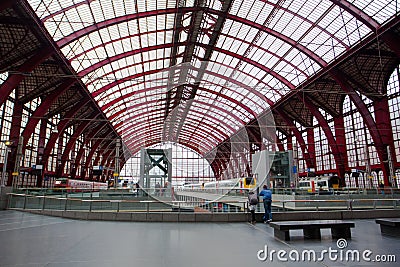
left=259, top=184, right=272, bottom=223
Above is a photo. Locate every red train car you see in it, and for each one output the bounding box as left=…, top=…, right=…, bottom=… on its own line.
left=54, top=178, right=107, bottom=192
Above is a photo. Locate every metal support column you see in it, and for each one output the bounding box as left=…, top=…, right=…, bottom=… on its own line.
left=0, top=141, right=12, bottom=195
left=140, top=148, right=172, bottom=197
left=11, top=136, right=23, bottom=190
left=387, top=145, right=396, bottom=188
left=114, top=139, right=120, bottom=189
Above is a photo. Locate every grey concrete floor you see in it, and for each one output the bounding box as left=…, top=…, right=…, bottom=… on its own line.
left=0, top=210, right=399, bottom=267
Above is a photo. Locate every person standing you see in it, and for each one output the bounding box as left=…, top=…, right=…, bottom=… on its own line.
left=247, top=191, right=258, bottom=224
left=162, top=181, right=168, bottom=197
left=259, top=184, right=272, bottom=223
left=155, top=182, right=161, bottom=196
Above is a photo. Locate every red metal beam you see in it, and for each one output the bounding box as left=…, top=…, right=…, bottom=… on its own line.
left=93, top=139, right=113, bottom=166
left=5, top=100, right=23, bottom=186
left=57, top=7, right=199, bottom=47
left=106, top=85, right=255, bottom=124
left=381, top=30, right=400, bottom=58
left=122, top=121, right=225, bottom=147
left=119, top=110, right=233, bottom=141
left=198, top=42, right=295, bottom=89
left=0, top=47, right=53, bottom=106
left=21, top=78, right=76, bottom=150
left=59, top=114, right=100, bottom=176
left=300, top=94, right=345, bottom=173
left=125, top=132, right=211, bottom=156
left=42, top=98, right=91, bottom=168
left=212, top=33, right=309, bottom=85
left=79, top=43, right=184, bottom=78
left=73, top=28, right=306, bottom=89
left=72, top=124, right=109, bottom=178
left=55, top=8, right=331, bottom=100
left=374, top=98, right=396, bottom=185
left=122, top=130, right=218, bottom=153
left=127, top=139, right=204, bottom=159
left=70, top=28, right=174, bottom=62
left=109, top=96, right=246, bottom=126
left=120, top=121, right=235, bottom=151
left=122, top=122, right=225, bottom=150
left=79, top=41, right=295, bottom=96
left=36, top=118, right=48, bottom=187
left=94, top=63, right=273, bottom=113
left=219, top=12, right=327, bottom=67
left=306, top=127, right=316, bottom=168
left=330, top=69, right=387, bottom=172
left=42, top=0, right=97, bottom=22
left=334, top=116, right=348, bottom=181
left=98, top=67, right=266, bottom=113
left=259, top=0, right=349, bottom=50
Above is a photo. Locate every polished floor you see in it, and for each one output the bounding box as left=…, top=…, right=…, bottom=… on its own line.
left=0, top=210, right=399, bottom=267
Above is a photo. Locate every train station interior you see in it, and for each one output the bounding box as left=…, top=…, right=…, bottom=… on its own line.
left=0, top=0, right=399, bottom=266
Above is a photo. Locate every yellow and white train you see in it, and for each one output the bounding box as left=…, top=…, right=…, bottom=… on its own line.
left=298, top=175, right=341, bottom=193
left=182, top=177, right=257, bottom=190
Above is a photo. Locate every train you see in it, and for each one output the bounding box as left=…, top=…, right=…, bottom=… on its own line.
left=53, top=178, right=108, bottom=192
left=298, top=175, right=341, bottom=193
left=182, top=177, right=257, bottom=190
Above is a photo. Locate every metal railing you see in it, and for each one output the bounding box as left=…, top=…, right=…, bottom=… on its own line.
left=12, top=186, right=400, bottom=198
left=7, top=193, right=246, bottom=213
left=7, top=191, right=400, bottom=213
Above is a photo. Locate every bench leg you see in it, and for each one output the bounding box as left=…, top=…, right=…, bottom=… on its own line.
left=274, top=229, right=290, bottom=241
left=303, top=228, right=321, bottom=240
left=380, top=225, right=400, bottom=237
left=331, top=227, right=351, bottom=239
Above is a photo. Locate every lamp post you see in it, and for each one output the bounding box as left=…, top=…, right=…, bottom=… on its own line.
left=11, top=136, right=23, bottom=190
left=114, top=139, right=120, bottom=189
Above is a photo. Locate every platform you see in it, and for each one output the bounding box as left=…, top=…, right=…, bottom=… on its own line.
left=0, top=210, right=398, bottom=267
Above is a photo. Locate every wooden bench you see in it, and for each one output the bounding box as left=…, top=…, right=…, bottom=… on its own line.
left=269, top=220, right=355, bottom=241
left=376, top=218, right=400, bottom=237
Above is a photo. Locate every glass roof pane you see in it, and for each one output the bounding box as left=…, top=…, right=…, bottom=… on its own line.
left=231, top=0, right=253, bottom=20
left=271, top=10, right=298, bottom=38
left=293, top=0, right=332, bottom=23
left=351, top=0, right=400, bottom=24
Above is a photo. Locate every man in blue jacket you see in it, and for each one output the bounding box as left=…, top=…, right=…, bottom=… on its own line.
left=259, top=184, right=272, bottom=223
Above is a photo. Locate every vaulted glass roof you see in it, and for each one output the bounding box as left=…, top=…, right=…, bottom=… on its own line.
left=27, top=0, right=399, bottom=155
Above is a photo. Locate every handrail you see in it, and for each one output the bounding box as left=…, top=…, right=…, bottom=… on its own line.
left=6, top=192, right=400, bottom=213
left=7, top=192, right=400, bottom=202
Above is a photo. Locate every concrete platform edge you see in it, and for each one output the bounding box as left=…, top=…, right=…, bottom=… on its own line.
left=7, top=209, right=400, bottom=222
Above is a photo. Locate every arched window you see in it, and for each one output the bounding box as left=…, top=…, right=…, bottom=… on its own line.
left=387, top=65, right=400, bottom=164
left=343, top=95, right=378, bottom=170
